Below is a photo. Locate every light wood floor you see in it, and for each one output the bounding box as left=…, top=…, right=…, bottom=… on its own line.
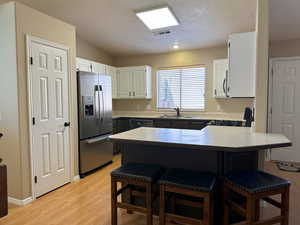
left=0, top=155, right=299, bottom=225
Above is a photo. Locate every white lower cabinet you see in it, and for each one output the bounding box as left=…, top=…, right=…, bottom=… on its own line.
left=117, top=66, right=152, bottom=99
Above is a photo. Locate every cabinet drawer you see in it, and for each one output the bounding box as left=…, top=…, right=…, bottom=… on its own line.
left=154, top=120, right=172, bottom=128
left=188, top=121, right=208, bottom=130
left=171, top=120, right=190, bottom=129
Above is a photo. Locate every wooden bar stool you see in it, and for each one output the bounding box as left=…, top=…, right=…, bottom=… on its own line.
left=111, top=163, right=162, bottom=225
left=159, top=168, right=216, bottom=225
left=223, top=170, right=291, bottom=225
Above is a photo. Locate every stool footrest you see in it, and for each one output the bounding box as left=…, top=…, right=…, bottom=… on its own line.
left=166, top=213, right=203, bottom=225
left=116, top=184, right=131, bottom=196
left=261, top=197, right=281, bottom=209
left=116, top=202, right=147, bottom=213
left=226, top=200, right=246, bottom=217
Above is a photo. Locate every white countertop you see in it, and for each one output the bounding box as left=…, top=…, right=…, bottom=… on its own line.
left=109, top=126, right=291, bottom=152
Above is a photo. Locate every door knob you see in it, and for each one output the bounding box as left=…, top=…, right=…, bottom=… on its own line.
left=64, top=122, right=71, bottom=127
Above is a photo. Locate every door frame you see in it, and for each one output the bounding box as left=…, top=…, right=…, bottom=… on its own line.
left=26, top=35, right=73, bottom=200
left=268, top=56, right=300, bottom=161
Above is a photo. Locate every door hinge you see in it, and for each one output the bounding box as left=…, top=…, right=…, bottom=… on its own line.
left=34, top=176, right=37, bottom=184
left=32, top=117, right=36, bottom=125
left=30, top=57, right=33, bottom=65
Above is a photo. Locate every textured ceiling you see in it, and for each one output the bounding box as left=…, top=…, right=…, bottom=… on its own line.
left=2, top=0, right=257, bottom=56
left=270, top=0, right=300, bottom=42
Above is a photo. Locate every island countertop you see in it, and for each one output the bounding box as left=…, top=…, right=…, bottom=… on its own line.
left=109, top=126, right=291, bottom=152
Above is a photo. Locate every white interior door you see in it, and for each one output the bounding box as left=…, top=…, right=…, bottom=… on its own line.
left=30, top=40, right=70, bottom=197
left=271, top=59, right=300, bottom=163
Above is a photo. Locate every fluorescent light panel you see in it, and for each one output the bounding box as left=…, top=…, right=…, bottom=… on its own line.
left=136, top=7, right=179, bottom=30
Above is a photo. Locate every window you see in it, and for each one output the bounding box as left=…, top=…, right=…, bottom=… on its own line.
left=157, top=67, right=206, bottom=110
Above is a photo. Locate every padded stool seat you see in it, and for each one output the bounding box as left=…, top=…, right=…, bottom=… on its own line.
left=111, top=163, right=162, bottom=182
left=223, top=170, right=291, bottom=225
left=159, top=168, right=216, bottom=192
left=159, top=168, right=216, bottom=225
left=225, top=170, right=291, bottom=193
left=111, top=163, right=163, bottom=225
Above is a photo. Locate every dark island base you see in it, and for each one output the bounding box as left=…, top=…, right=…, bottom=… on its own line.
left=120, top=143, right=259, bottom=225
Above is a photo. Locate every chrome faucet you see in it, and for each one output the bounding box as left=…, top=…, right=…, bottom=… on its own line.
left=174, top=107, right=181, bottom=117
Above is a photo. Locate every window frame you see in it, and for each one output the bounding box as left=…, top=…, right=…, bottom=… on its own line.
left=156, top=66, right=206, bottom=112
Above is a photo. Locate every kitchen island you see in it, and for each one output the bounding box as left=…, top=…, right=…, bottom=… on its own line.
left=109, top=126, right=291, bottom=224
left=110, top=126, right=291, bottom=175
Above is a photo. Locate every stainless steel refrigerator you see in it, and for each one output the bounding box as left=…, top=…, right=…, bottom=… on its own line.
left=77, top=71, right=113, bottom=177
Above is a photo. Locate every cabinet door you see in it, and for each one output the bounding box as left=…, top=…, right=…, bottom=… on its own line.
left=106, top=65, right=118, bottom=99
left=228, top=32, right=256, bottom=97
left=132, top=70, right=146, bottom=98
left=213, top=59, right=229, bottom=98
left=117, top=70, right=132, bottom=98
left=76, top=58, right=92, bottom=72
left=92, top=62, right=106, bottom=74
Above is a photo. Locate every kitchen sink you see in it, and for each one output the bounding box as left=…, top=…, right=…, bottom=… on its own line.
left=159, top=114, right=193, bottom=119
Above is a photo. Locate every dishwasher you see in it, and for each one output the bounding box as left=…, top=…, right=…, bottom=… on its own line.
left=129, top=119, right=154, bottom=129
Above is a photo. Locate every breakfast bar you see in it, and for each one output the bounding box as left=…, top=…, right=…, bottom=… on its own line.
left=109, top=126, right=291, bottom=225
left=110, top=126, right=291, bottom=175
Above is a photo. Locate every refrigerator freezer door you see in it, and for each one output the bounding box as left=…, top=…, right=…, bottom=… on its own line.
left=78, top=71, right=101, bottom=139
left=99, top=75, right=113, bottom=135
left=79, top=134, right=113, bottom=174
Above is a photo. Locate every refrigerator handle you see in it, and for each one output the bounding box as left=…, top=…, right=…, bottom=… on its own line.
left=98, top=87, right=102, bottom=121
left=95, top=85, right=101, bottom=120
left=101, top=88, right=105, bottom=122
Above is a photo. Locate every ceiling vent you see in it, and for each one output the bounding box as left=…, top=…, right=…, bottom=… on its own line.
left=153, top=30, right=172, bottom=36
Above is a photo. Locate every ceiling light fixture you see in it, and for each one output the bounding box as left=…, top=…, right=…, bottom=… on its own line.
left=136, top=6, right=179, bottom=30
left=173, top=43, right=179, bottom=49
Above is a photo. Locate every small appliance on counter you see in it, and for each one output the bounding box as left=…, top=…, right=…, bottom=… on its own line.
left=244, top=107, right=254, bottom=127
left=77, top=71, right=113, bottom=177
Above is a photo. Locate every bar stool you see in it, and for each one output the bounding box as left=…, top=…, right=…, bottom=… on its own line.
left=159, top=168, right=216, bottom=225
left=111, top=163, right=162, bottom=225
left=223, top=170, right=291, bottom=225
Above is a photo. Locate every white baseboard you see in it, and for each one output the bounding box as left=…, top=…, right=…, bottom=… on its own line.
left=8, top=196, right=33, bottom=206
left=73, top=175, right=80, bottom=181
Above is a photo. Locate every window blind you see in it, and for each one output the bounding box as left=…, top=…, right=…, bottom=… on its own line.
left=157, top=67, right=206, bottom=110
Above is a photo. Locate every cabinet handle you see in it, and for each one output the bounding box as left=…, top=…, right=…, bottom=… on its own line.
left=133, top=91, right=135, bottom=96
left=225, top=70, right=229, bottom=97
left=222, top=78, right=226, bottom=94
left=129, top=92, right=131, bottom=96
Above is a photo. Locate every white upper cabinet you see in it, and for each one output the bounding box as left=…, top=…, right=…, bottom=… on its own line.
left=106, top=65, right=118, bottom=99
left=76, top=57, right=92, bottom=72
left=76, top=57, right=118, bottom=99
left=117, top=66, right=152, bottom=99
left=213, top=59, right=229, bottom=98
left=92, top=61, right=106, bottom=74
left=213, top=32, right=257, bottom=98
left=228, top=32, right=256, bottom=98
